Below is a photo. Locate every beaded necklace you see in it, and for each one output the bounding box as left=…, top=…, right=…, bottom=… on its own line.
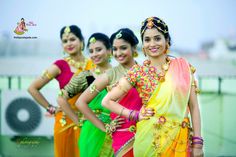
left=144, top=56, right=171, bottom=82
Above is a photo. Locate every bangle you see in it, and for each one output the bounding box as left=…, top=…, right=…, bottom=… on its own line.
left=105, top=124, right=111, bottom=135
left=119, top=107, right=125, bottom=116
left=192, top=141, right=203, bottom=145
left=192, top=136, right=204, bottom=142
left=105, top=123, right=116, bottom=135
left=89, top=83, right=100, bottom=94
left=128, top=110, right=134, bottom=121
left=46, top=104, right=56, bottom=115
left=134, top=111, right=140, bottom=122
left=42, top=70, right=53, bottom=80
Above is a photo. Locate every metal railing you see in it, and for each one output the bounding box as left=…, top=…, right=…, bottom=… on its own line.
left=1, top=75, right=236, bottom=94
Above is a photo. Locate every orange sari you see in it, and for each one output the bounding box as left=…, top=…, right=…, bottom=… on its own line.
left=54, top=59, right=94, bottom=157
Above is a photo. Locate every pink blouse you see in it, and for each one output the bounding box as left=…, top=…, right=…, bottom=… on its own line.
left=54, top=59, right=74, bottom=89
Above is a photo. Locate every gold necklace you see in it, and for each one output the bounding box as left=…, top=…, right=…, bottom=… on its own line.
left=158, top=57, right=171, bottom=82
left=65, top=57, right=88, bottom=70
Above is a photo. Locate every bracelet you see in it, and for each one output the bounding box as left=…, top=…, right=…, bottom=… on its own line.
left=42, top=70, right=53, bottom=80
left=105, top=123, right=116, bottom=135
left=89, top=83, right=100, bottom=94
left=119, top=107, right=125, bottom=116
left=46, top=104, right=56, bottom=115
left=134, top=111, right=139, bottom=122
left=105, top=124, right=111, bottom=135
left=128, top=110, right=134, bottom=121
left=192, top=141, right=203, bottom=145
left=192, top=136, right=204, bottom=142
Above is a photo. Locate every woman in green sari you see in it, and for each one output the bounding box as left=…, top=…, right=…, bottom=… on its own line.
left=57, top=33, right=114, bottom=157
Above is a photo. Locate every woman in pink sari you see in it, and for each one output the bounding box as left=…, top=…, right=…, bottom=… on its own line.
left=76, top=28, right=142, bottom=156
left=102, top=17, right=204, bottom=157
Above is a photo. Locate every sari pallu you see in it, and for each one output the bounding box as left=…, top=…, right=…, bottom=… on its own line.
left=133, top=58, right=192, bottom=157
left=79, top=89, right=113, bottom=157
left=110, top=88, right=142, bottom=157
left=54, top=93, right=81, bottom=157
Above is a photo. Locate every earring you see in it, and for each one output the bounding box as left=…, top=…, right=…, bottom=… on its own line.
left=108, top=54, right=112, bottom=63
left=165, top=44, right=170, bottom=54
left=81, top=43, right=84, bottom=51
left=165, top=49, right=170, bottom=54
left=142, top=47, right=146, bottom=56
left=133, top=51, right=138, bottom=58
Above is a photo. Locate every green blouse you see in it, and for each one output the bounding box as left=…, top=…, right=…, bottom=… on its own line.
left=106, top=64, right=128, bottom=90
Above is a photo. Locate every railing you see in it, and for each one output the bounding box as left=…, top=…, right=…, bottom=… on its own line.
left=198, top=75, right=236, bottom=94
left=1, top=75, right=236, bottom=94
left=0, top=75, right=58, bottom=90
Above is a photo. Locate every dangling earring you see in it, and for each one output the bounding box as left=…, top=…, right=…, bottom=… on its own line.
left=133, top=51, right=138, bottom=58
left=165, top=44, right=170, bottom=54
left=79, top=43, right=84, bottom=55
left=80, top=43, right=84, bottom=52
left=165, top=49, right=170, bottom=54
left=108, top=54, right=112, bottom=63
left=142, top=47, right=146, bottom=57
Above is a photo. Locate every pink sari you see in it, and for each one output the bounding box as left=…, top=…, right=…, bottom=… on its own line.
left=110, top=87, right=142, bottom=157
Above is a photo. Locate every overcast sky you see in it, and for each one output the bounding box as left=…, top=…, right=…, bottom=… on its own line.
left=1, top=0, right=236, bottom=51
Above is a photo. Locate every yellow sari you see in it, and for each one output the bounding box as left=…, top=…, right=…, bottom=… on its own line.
left=133, top=58, right=192, bottom=157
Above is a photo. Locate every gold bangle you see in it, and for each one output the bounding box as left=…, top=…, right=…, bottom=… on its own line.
left=42, top=70, right=53, bottom=80
left=190, top=64, right=196, bottom=74
left=119, top=107, right=125, bottom=116
left=89, top=83, right=100, bottom=93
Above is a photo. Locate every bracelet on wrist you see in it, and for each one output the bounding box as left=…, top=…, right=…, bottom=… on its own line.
left=192, top=136, right=204, bottom=142
left=192, top=141, right=203, bottom=145
left=128, top=110, right=134, bottom=121
left=119, top=107, right=125, bottom=117
left=46, top=104, right=56, bottom=115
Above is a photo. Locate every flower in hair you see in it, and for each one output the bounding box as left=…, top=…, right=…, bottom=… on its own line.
left=115, top=31, right=122, bottom=39
left=89, top=37, right=96, bottom=44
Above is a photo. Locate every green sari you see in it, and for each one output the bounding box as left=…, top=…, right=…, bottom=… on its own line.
left=79, top=89, right=113, bottom=157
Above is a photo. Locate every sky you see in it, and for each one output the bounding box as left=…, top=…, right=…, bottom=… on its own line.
left=1, top=0, right=236, bottom=52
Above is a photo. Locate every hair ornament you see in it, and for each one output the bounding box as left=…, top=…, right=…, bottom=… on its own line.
left=147, top=17, right=154, bottom=21
left=64, top=26, right=71, bottom=36
left=89, top=37, right=96, bottom=44
left=115, top=31, right=122, bottom=39
left=147, top=20, right=154, bottom=29
left=141, top=17, right=168, bottom=35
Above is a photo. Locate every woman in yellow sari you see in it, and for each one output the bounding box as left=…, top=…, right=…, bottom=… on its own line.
left=28, top=25, right=94, bottom=157
left=102, top=17, right=204, bottom=157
